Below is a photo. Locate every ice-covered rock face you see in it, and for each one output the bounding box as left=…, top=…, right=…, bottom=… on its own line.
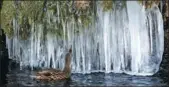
left=6, top=1, right=164, bottom=76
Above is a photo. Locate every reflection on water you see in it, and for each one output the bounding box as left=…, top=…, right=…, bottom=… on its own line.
left=3, top=68, right=168, bottom=87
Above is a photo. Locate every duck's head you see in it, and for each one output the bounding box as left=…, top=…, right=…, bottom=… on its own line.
left=69, top=48, right=72, bottom=53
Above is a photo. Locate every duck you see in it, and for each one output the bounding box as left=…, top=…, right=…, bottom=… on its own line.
left=35, top=48, right=72, bottom=81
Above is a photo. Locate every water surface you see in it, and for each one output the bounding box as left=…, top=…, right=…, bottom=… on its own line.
left=4, top=69, right=168, bottom=87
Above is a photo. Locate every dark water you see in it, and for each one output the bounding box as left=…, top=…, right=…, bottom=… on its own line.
left=0, top=49, right=169, bottom=87
left=1, top=67, right=168, bottom=87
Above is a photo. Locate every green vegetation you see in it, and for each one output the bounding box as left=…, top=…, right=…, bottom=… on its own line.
left=138, top=1, right=160, bottom=9
left=102, top=1, right=114, bottom=12
left=1, top=1, right=44, bottom=38
left=0, top=1, right=161, bottom=39
left=17, top=1, right=44, bottom=24
left=1, top=1, right=15, bottom=37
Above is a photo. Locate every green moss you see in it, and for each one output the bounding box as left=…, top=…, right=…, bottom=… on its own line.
left=1, top=1, right=15, bottom=38
left=1, top=1, right=44, bottom=38
left=1, top=1, right=95, bottom=38
left=137, top=1, right=160, bottom=9
left=19, top=16, right=31, bottom=40
left=102, top=1, right=114, bottom=12
left=44, top=1, right=94, bottom=37
left=18, top=1, right=44, bottom=24
left=78, top=15, right=92, bottom=27
left=1, top=1, right=133, bottom=39
left=73, top=1, right=94, bottom=28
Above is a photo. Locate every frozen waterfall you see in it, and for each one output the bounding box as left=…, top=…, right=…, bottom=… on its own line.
left=6, top=1, right=164, bottom=76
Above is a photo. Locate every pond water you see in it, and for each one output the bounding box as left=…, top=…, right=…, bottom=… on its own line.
left=2, top=68, right=168, bottom=87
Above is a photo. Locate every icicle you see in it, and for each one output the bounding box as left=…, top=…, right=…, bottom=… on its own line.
left=6, top=1, right=164, bottom=76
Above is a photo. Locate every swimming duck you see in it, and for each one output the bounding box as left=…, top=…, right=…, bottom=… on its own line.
left=35, top=48, right=72, bottom=81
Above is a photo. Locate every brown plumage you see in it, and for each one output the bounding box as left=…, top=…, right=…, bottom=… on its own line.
left=35, top=48, right=72, bottom=81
